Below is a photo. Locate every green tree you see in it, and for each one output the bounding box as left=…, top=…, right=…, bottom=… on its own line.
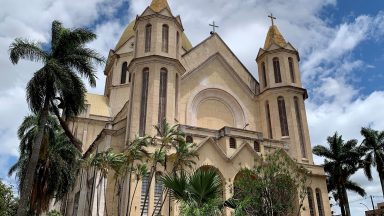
left=0, top=180, right=18, bottom=216
left=313, top=132, right=365, bottom=216
left=162, top=169, right=223, bottom=216
left=228, top=150, right=310, bottom=216
left=9, top=114, right=81, bottom=215
left=360, top=127, right=384, bottom=196
left=9, top=20, right=104, bottom=216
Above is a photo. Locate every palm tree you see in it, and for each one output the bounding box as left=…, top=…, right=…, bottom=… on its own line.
left=313, top=132, right=365, bottom=216
left=9, top=114, right=80, bottom=215
left=360, top=127, right=384, bottom=196
left=140, top=121, right=183, bottom=216
left=161, top=169, right=222, bottom=216
left=9, top=20, right=104, bottom=215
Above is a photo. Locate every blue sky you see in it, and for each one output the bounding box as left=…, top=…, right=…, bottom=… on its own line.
left=0, top=0, right=384, bottom=215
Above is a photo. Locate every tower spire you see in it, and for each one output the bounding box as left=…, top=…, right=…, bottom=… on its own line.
left=263, top=14, right=287, bottom=49
left=150, top=0, right=170, bottom=12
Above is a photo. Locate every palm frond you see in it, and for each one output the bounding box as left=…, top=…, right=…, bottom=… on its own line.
left=9, top=38, right=48, bottom=64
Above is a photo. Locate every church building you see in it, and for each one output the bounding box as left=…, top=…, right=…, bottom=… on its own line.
left=63, top=0, right=331, bottom=215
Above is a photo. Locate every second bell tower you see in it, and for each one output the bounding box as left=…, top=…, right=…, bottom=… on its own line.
left=126, top=0, right=185, bottom=140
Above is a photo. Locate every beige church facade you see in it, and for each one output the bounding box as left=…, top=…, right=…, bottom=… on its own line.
left=62, top=0, right=332, bottom=215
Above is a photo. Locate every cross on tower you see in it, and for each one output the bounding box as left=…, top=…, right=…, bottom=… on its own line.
left=209, top=21, right=219, bottom=33
left=268, top=13, right=276, bottom=26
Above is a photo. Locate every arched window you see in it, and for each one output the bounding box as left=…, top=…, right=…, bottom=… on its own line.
left=145, top=24, right=152, bottom=52
left=229, top=137, right=237, bottom=149
left=254, top=141, right=260, bottom=152
left=277, top=96, right=289, bottom=136
left=162, top=24, right=169, bottom=53
left=265, top=101, right=273, bottom=139
left=120, top=62, right=128, bottom=84
left=153, top=172, right=163, bottom=215
left=186, top=135, right=193, bottom=143
left=158, top=68, right=168, bottom=133
left=140, top=173, right=149, bottom=216
left=175, top=74, right=179, bottom=119
left=294, top=97, right=306, bottom=158
left=307, top=188, right=316, bottom=216
left=139, top=68, right=149, bottom=136
left=316, top=188, right=325, bottom=216
left=273, top=57, right=282, bottom=83
left=262, top=62, right=267, bottom=87
left=288, top=57, right=295, bottom=83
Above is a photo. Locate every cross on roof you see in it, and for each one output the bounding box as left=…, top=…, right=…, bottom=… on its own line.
left=209, top=21, right=219, bottom=33
left=268, top=13, right=276, bottom=26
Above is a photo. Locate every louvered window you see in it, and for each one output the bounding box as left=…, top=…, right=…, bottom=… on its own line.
left=145, top=24, right=152, bottom=52
left=229, top=137, right=237, bottom=149
left=294, top=97, right=306, bottom=158
left=265, top=101, right=273, bottom=139
left=273, top=57, right=282, bottom=83
left=158, top=68, right=168, bottom=133
left=288, top=57, right=295, bottom=83
left=140, top=173, right=150, bottom=216
left=139, top=68, right=149, bottom=136
left=153, top=173, right=163, bottom=215
left=316, top=188, right=325, bottom=216
left=307, top=188, right=316, bottom=216
left=277, top=96, right=289, bottom=136
left=162, top=25, right=169, bottom=53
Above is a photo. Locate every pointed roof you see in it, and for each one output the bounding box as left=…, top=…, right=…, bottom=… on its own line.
left=150, top=0, right=171, bottom=12
left=263, top=25, right=287, bottom=49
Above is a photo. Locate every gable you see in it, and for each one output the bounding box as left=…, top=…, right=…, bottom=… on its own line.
left=181, top=34, right=258, bottom=93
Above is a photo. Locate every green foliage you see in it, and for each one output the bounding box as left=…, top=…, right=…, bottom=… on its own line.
left=47, top=209, right=63, bottom=216
left=0, top=180, right=18, bottom=216
left=229, top=150, right=310, bottom=216
left=313, top=132, right=366, bottom=216
left=360, top=127, right=384, bottom=195
left=162, top=169, right=223, bottom=216
left=9, top=114, right=81, bottom=215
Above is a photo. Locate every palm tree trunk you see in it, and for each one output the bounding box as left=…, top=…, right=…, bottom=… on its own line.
left=126, top=164, right=133, bottom=216
left=151, top=188, right=168, bottom=216
left=337, top=186, right=346, bottom=216
left=342, top=187, right=351, bottom=216
left=51, top=102, right=82, bottom=151
left=104, top=177, right=109, bottom=216
left=128, top=179, right=140, bottom=216
left=17, top=98, right=50, bottom=216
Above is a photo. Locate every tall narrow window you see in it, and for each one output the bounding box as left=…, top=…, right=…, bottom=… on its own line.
left=139, top=68, right=149, bottom=136
left=229, top=137, right=237, bottom=149
left=127, top=73, right=135, bottom=141
left=153, top=173, right=163, bottom=215
left=262, top=62, right=267, bottom=87
left=176, top=31, right=180, bottom=57
left=273, top=57, right=282, bottom=83
left=265, top=101, right=273, bottom=139
left=175, top=74, right=179, bottom=120
left=162, top=24, right=169, bottom=53
left=316, top=188, right=325, bottom=216
left=277, top=96, right=289, bottom=136
left=294, top=97, right=306, bottom=158
left=145, top=24, right=152, bottom=52
left=288, top=57, right=295, bottom=83
left=121, top=62, right=128, bottom=84
left=158, top=68, right=168, bottom=133
left=254, top=141, right=260, bottom=152
left=307, top=188, right=316, bottom=216
left=140, top=173, right=149, bottom=216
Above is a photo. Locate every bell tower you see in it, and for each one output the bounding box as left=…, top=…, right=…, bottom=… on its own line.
left=256, top=16, right=313, bottom=164
left=126, top=0, right=185, bottom=140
